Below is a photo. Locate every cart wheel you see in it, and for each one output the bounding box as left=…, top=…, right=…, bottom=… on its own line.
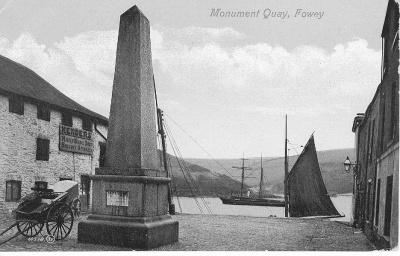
left=72, top=198, right=81, bottom=218
left=17, top=220, right=44, bottom=238
left=46, top=203, right=74, bottom=240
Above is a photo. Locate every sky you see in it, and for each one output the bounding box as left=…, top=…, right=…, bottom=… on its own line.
left=0, top=0, right=390, bottom=158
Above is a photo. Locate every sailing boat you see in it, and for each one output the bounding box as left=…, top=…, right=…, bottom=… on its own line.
left=287, top=134, right=342, bottom=217
left=219, top=155, right=285, bottom=207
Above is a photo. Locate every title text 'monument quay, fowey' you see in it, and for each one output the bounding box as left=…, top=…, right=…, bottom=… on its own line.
left=77, top=5, right=179, bottom=249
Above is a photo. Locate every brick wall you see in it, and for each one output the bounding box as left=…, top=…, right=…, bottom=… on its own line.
left=0, top=94, right=108, bottom=213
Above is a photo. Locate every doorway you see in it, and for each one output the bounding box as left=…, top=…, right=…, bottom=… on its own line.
left=80, top=174, right=91, bottom=211
left=383, top=175, right=393, bottom=236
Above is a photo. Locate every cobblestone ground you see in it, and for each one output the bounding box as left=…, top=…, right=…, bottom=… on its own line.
left=157, top=214, right=375, bottom=251
left=0, top=212, right=124, bottom=251
left=0, top=212, right=374, bottom=251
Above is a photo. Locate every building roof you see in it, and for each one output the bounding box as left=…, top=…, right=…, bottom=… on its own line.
left=381, top=0, right=399, bottom=37
left=0, top=55, right=108, bottom=124
left=352, top=114, right=365, bottom=132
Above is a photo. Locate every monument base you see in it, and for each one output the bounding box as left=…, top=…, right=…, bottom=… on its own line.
left=78, top=214, right=179, bottom=249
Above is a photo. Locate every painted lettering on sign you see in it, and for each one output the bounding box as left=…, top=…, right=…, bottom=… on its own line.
left=59, top=125, right=93, bottom=155
left=106, top=191, right=129, bottom=207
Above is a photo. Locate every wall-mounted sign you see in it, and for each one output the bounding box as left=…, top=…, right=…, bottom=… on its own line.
left=59, top=125, right=93, bottom=155
left=106, top=191, right=129, bottom=207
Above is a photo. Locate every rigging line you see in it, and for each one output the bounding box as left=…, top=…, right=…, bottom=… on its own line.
left=176, top=187, right=183, bottom=213
left=167, top=139, right=230, bottom=198
left=165, top=127, right=205, bottom=214
left=167, top=152, right=176, bottom=191
left=165, top=122, right=213, bottom=214
left=262, top=156, right=285, bottom=163
left=171, top=145, right=204, bottom=214
left=172, top=156, right=204, bottom=214
left=169, top=156, right=183, bottom=213
left=167, top=154, right=182, bottom=213
left=287, top=140, right=304, bottom=147
left=164, top=113, right=235, bottom=179
left=179, top=160, right=213, bottom=214
left=166, top=129, right=213, bottom=215
left=156, top=135, right=165, bottom=169
left=165, top=121, right=213, bottom=214
left=167, top=143, right=203, bottom=213
left=288, top=146, right=301, bottom=155
left=162, top=121, right=199, bottom=205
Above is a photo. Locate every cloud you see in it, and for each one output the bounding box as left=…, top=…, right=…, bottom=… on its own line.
left=0, top=0, right=15, bottom=15
left=0, top=26, right=382, bottom=157
left=55, top=31, right=117, bottom=87
left=0, top=27, right=380, bottom=117
left=157, top=26, right=246, bottom=46
left=0, top=33, right=113, bottom=115
left=151, top=29, right=380, bottom=115
left=0, top=26, right=250, bottom=117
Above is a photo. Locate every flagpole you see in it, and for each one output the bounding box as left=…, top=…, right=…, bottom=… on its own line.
left=284, top=115, right=289, bottom=217
left=259, top=154, right=263, bottom=198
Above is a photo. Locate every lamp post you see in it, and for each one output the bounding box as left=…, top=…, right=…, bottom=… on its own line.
left=344, top=156, right=358, bottom=227
left=344, top=156, right=358, bottom=173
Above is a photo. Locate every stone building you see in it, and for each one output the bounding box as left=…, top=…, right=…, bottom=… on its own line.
left=0, top=54, right=108, bottom=213
left=352, top=0, right=398, bottom=249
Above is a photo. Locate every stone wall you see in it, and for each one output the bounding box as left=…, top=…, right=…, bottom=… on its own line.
left=376, top=144, right=398, bottom=248
left=352, top=0, right=398, bottom=248
left=355, top=89, right=381, bottom=229
left=0, top=94, right=108, bottom=213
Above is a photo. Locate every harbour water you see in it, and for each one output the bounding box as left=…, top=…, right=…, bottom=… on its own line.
left=173, top=193, right=353, bottom=222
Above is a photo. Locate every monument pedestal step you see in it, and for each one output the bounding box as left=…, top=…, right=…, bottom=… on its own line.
left=95, top=167, right=167, bottom=177
left=78, top=214, right=179, bottom=249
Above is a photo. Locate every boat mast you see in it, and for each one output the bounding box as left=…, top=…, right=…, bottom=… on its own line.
left=259, top=154, right=263, bottom=198
left=233, top=154, right=251, bottom=198
left=284, top=115, right=289, bottom=217
left=154, top=75, right=175, bottom=215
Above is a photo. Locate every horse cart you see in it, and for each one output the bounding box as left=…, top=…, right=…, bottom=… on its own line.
left=0, top=180, right=81, bottom=245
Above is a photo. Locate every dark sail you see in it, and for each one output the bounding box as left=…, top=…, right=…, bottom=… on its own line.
left=287, top=135, right=340, bottom=217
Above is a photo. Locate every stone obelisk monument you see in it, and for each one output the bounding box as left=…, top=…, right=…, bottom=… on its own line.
left=78, top=6, right=178, bottom=249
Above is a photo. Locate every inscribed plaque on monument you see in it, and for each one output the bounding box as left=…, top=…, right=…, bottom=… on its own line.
left=59, top=125, right=93, bottom=155
left=106, top=191, right=129, bottom=206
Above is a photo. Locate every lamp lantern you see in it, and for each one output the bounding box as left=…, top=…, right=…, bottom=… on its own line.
left=344, top=156, right=352, bottom=172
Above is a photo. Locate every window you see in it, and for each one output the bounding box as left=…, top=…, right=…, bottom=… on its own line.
left=6, top=180, right=21, bottom=202
left=36, top=138, right=50, bottom=161
left=80, top=174, right=90, bottom=194
left=82, top=118, right=92, bottom=131
left=366, top=182, right=372, bottom=220
left=37, top=103, right=50, bottom=121
left=99, top=142, right=106, bottom=167
left=369, top=120, right=375, bottom=161
left=375, top=179, right=381, bottom=225
left=380, top=92, right=386, bottom=152
left=9, top=95, right=24, bottom=115
left=62, top=112, right=72, bottom=127
left=366, top=122, right=372, bottom=159
left=390, top=82, right=397, bottom=140
left=59, top=177, right=72, bottom=181
left=383, top=37, right=388, bottom=76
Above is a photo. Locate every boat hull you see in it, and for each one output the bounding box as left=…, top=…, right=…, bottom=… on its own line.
left=219, top=197, right=285, bottom=207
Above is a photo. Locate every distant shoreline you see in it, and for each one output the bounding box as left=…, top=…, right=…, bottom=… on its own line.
left=174, top=193, right=352, bottom=198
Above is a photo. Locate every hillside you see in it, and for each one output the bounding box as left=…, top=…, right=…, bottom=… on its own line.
left=185, top=148, right=355, bottom=195
left=159, top=151, right=248, bottom=197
